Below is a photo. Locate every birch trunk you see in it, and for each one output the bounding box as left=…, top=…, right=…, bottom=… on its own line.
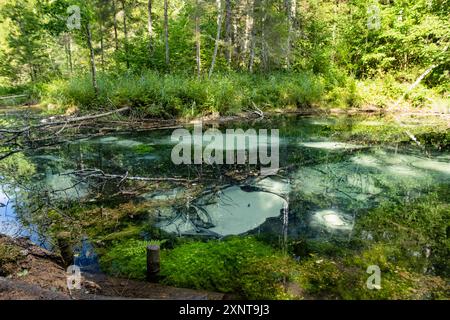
left=248, top=0, right=258, bottom=72
left=243, top=0, right=255, bottom=63
left=209, top=0, right=223, bottom=78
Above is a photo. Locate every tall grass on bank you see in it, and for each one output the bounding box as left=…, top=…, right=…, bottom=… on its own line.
left=40, top=71, right=449, bottom=117
left=41, top=71, right=326, bottom=117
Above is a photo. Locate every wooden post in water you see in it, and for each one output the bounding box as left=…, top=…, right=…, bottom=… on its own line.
left=146, top=245, right=160, bottom=282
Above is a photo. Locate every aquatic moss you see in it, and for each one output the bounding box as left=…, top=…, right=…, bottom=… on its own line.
left=292, top=187, right=450, bottom=299
left=355, top=188, right=450, bottom=277
left=99, top=237, right=294, bottom=299
left=132, top=144, right=155, bottom=154
left=293, top=246, right=448, bottom=300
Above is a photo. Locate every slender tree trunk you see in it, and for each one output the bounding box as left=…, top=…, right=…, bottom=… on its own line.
left=112, top=0, right=119, bottom=51
left=65, top=40, right=70, bottom=71
left=248, top=31, right=256, bottom=72
left=331, top=0, right=337, bottom=62
left=285, top=0, right=292, bottom=69
left=209, top=0, right=223, bottom=78
left=86, top=23, right=99, bottom=96
left=243, top=0, right=255, bottom=64
left=121, top=0, right=129, bottom=69
left=224, top=0, right=232, bottom=66
left=261, top=5, right=268, bottom=72
left=29, top=64, right=35, bottom=82
left=231, top=6, right=243, bottom=65
left=67, top=34, right=73, bottom=74
left=248, top=0, right=257, bottom=72
left=164, top=0, right=170, bottom=67
left=100, top=22, right=105, bottom=69
left=148, top=0, right=153, bottom=54
left=195, top=0, right=201, bottom=77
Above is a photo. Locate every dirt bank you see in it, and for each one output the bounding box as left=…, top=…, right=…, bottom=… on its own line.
left=0, top=234, right=223, bottom=300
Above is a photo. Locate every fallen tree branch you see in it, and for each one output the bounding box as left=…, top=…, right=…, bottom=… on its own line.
left=0, top=107, right=130, bottom=135
left=251, top=102, right=264, bottom=119
left=392, top=64, right=438, bottom=153
left=0, top=94, right=28, bottom=100
left=64, top=169, right=195, bottom=183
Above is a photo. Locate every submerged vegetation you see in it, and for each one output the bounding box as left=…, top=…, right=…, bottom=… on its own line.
left=97, top=185, right=449, bottom=300
left=0, top=0, right=449, bottom=302
left=1, top=111, right=449, bottom=299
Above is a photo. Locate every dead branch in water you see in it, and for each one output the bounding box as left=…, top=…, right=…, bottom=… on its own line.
left=251, top=102, right=264, bottom=119
left=64, top=169, right=196, bottom=183
left=0, top=106, right=130, bottom=135
left=392, top=64, right=438, bottom=154
left=0, top=107, right=132, bottom=160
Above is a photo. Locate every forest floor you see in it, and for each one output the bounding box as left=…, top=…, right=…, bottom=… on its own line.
left=0, top=235, right=224, bottom=300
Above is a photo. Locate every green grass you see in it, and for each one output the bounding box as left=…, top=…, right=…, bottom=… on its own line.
left=41, top=71, right=326, bottom=117
left=39, top=70, right=449, bottom=117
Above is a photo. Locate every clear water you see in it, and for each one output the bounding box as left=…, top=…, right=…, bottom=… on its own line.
left=1, top=115, right=449, bottom=254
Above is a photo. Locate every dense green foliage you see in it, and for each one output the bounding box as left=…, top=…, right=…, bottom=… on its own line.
left=0, top=0, right=448, bottom=113
left=41, top=71, right=326, bottom=116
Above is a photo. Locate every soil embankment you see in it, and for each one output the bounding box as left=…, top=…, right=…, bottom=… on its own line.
left=0, top=235, right=223, bottom=300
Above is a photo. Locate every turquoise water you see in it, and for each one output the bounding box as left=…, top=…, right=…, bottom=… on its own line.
left=1, top=115, right=449, bottom=271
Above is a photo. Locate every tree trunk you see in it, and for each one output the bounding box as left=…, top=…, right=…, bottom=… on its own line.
left=100, top=22, right=105, bottom=69
left=261, top=5, right=269, bottom=72
left=85, top=23, right=99, bottom=96
left=232, top=8, right=239, bottom=65
left=285, top=0, right=292, bottom=69
left=121, top=0, right=129, bottom=69
left=112, top=0, right=119, bottom=51
left=224, top=0, right=232, bottom=66
left=332, top=0, right=338, bottom=62
left=195, top=0, right=201, bottom=78
left=164, top=0, right=170, bottom=67
left=209, top=0, right=223, bottom=78
left=29, top=64, right=35, bottom=82
left=67, top=34, right=73, bottom=74
left=148, top=0, right=153, bottom=54
left=248, top=0, right=257, bottom=72
left=243, top=0, right=255, bottom=63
